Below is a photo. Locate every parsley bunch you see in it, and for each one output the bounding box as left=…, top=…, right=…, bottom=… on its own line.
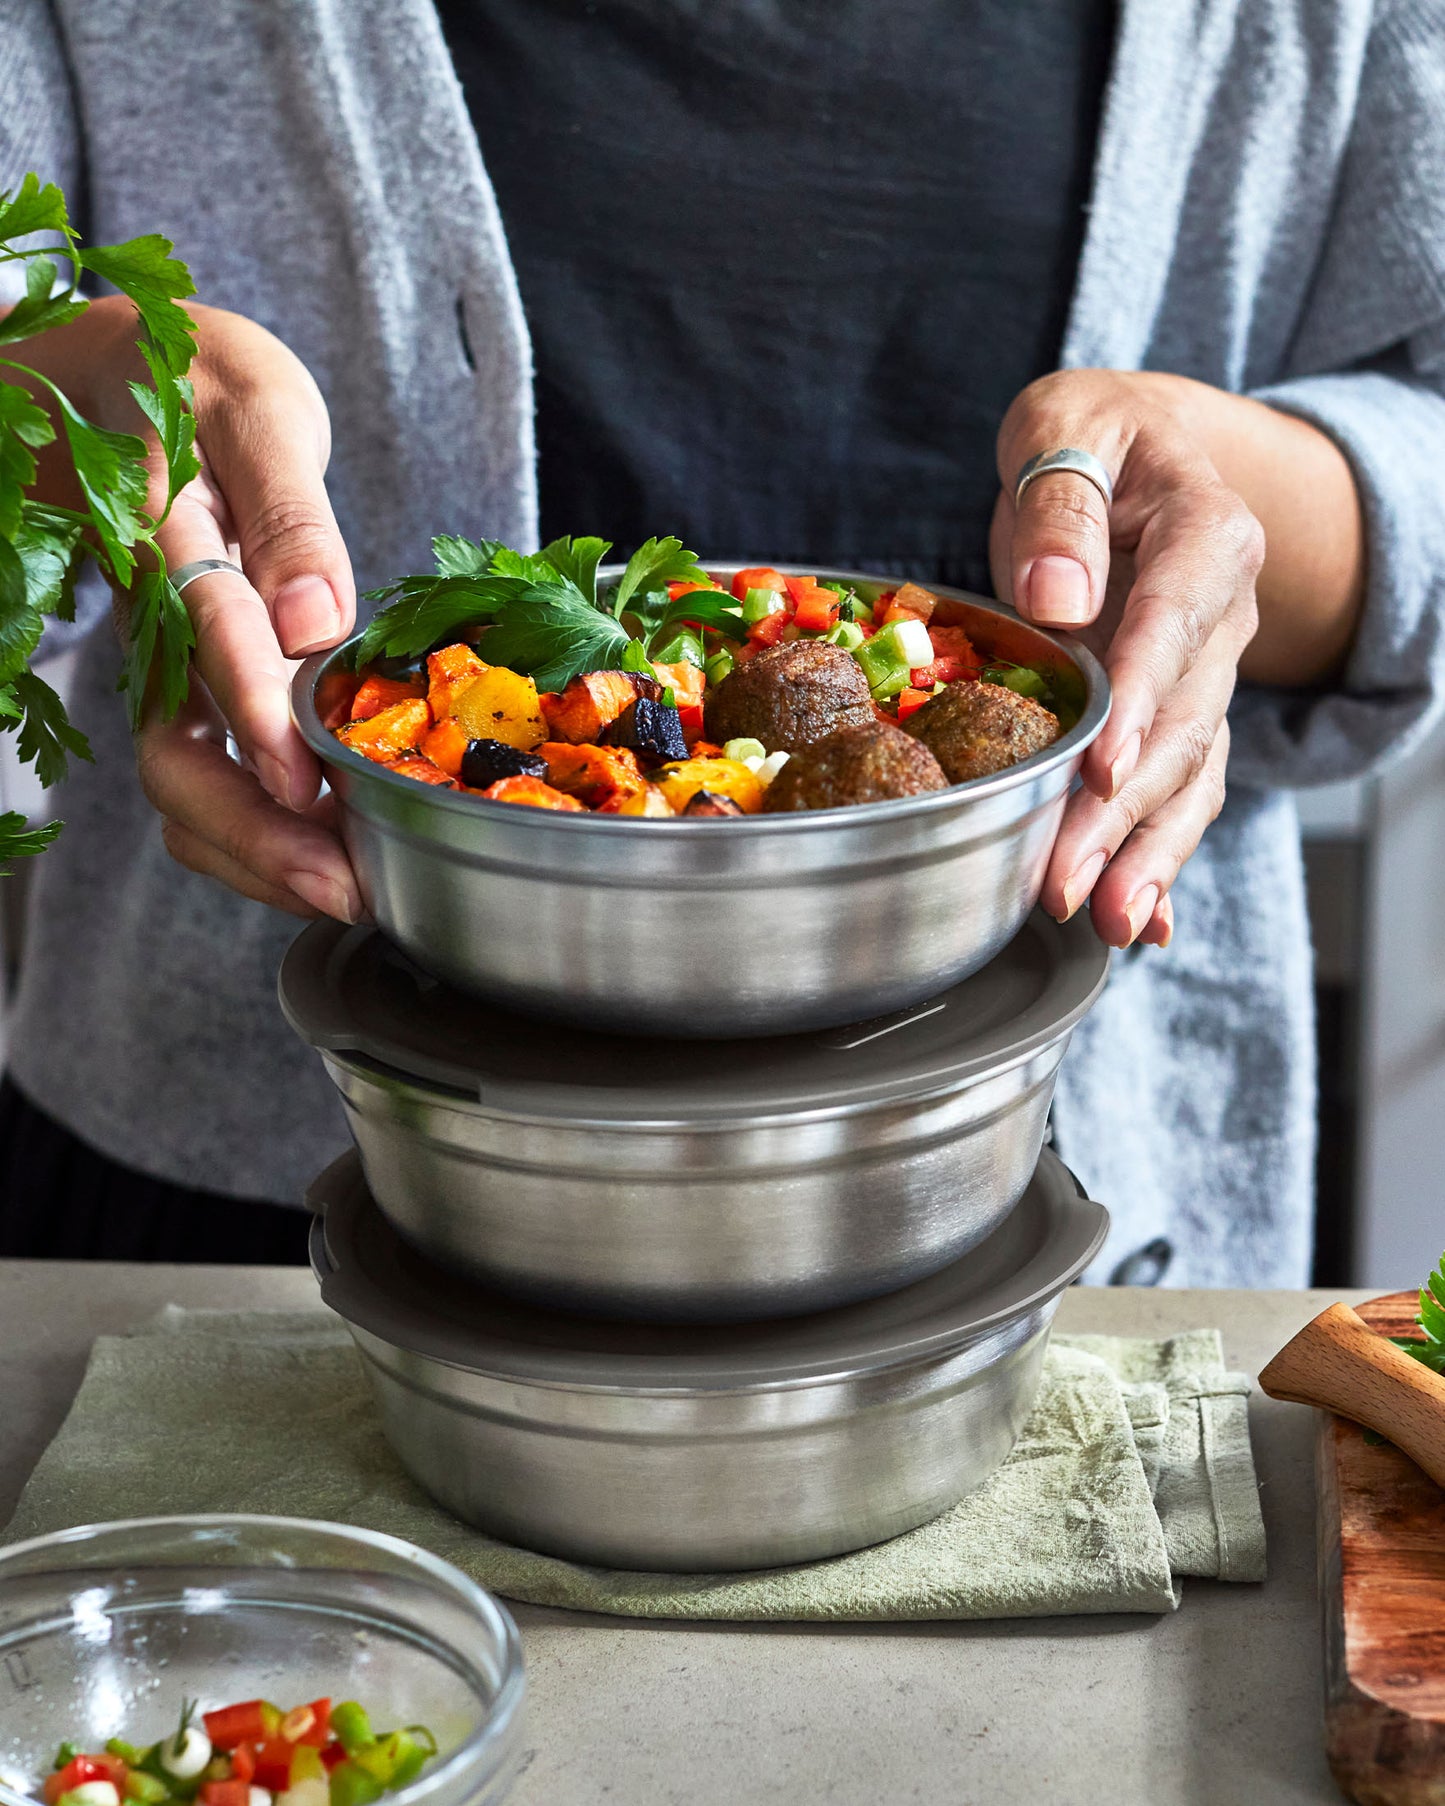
left=0, top=174, right=199, bottom=866
left=1391, top=1252, right=1445, bottom=1374
left=355, top=532, right=747, bottom=692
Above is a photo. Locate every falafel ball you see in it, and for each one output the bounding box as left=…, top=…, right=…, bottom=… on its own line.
left=902, top=680, right=1060, bottom=783
left=704, top=640, right=874, bottom=753
left=763, top=721, right=948, bottom=812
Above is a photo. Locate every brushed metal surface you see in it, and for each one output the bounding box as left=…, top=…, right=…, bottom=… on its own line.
left=324, top=1041, right=1065, bottom=1319
left=293, top=570, right=1109, bottom=1038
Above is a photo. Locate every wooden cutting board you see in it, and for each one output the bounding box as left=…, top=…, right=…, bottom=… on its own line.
left=1320, top=1291, right=1445, bottom=1806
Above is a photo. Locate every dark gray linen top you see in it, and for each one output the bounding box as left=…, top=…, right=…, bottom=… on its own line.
left=2, top=0, right=1444, bottom=1285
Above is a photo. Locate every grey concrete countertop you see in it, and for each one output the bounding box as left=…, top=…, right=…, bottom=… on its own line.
left=0, top=1265, right=1365, bottom=1805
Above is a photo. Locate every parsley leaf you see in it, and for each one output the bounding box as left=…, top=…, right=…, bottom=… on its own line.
left=0, top=255, right=86, bottom=347
left=432, top=534, right=504, bottom=577
left=0, top=811, right=62, bottom=867
left=119, top=569, right=195, bottom=727
left=14, top=504, right=89, bottom=621
left=483, top=588, right=633, bottom=692
left=351, top=574, right=529, bottom=668
left=0, top=381, right=55, bottom=537
left=80, top=236, right=197, bottom=377
left=129, top=336, right=199, bottom=514
left=0, top=174, right=72, bottom=246
left=490, top=545, right=563, bottom=584
left=9, top=668, right=93, bottom=787
left=540, top=534, right=611, bottom=606
left=50, top=389, right=151, bottom=588
left=0, top=538, right=40, bottom=684
left=1390, top=1251, right=1445, bottom=1374
left=608, top=536, right=708, bottom=617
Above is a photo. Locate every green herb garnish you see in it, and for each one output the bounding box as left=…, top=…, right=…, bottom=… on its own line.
left=0, top=173, right=199, bottom=867
left=1390, top=1252, right=1445, bottom=1373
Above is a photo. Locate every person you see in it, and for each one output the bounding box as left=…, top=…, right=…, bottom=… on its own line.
left=1, top=1, right=1442, bottom=1279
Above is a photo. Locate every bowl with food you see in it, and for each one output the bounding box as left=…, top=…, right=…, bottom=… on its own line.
left=0, top=1518, right=524, bottom=1806
left=293, top=538, right=1109, bottom=1036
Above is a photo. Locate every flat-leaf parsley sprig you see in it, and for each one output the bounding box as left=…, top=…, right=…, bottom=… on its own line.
left=1390, top=1251, right=1445, bottom=1375
left=0, top=173, right=200, bottom=866
left=353, top=533, right=746, bottom=693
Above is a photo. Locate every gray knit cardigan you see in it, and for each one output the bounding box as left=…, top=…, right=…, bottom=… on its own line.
left=3, top=0, right=1444, bottom=1284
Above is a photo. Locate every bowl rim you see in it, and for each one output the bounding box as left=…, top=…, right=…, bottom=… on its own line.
left=292, top=568, right=1110, bottom=832
left=0, top=1514, right=525, bottom=1806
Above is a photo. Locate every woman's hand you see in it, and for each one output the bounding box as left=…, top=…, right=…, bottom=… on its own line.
left=25, top=296, right=363, bottom=921
left=991, top=368, right=1266, bottom=949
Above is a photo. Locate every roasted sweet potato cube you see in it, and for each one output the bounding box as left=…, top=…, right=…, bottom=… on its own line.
left=596, top=784, right=676, bottom=816
left=542, top=670, right=655, bottom=745
left=452, top=667, right=547, bottom=749
left=421, top=717, right=471, bottom=780
left=479, top=775, right=586, bottom=812
left=335, top=697, right=433, bottom=764
left=386, top=753, right=460, bottom=788
left=540, top=741, right=644, bottom=807
left=876, top=581, right=938, bottom=625
left=350, top=673, right=426, bottom=720
left=427, top=643, right=489, bottom=718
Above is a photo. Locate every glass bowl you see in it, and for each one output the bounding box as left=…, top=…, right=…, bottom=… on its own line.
left=0, top=1517, right=524, bottom=1806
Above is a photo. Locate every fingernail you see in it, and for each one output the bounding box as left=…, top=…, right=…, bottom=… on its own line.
left=1061, top=849, right=1107, bottom=919
left=286, top=869, right=359, bottom=922
left=274, top=575, right=343, bottom=656
left=1154, top=895, right=1175, bottom=949
left=1107, top=729, right=1143, bottom=799
left=1026, top=556, right=1093, bottom=627
left=1122, top=883, right=1160, bottom=946
left=257, top=751, right=300, bottom=810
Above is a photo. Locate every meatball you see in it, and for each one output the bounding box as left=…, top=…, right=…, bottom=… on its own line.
left=763, top=722, right=948, bottom=813
left=704, top=640, right=874, bottom=753
left=902, top=680, right=1060, bottom=783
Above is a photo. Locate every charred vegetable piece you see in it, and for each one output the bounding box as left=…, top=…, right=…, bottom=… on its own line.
left=451, top=667, right=547, bottom=749
left=425, top=644, right=489, bottom=719
left=542, top=670, right=661, bottom=745
left=540, top=742, right=645, bottom=807
left=653, top=757, right=764, bottom=814
left=603, top=696, right=688, bottom=762
left=683, top=790, right=745, bottom=817
left=349, top=675, right=425, bottom=722
left=595, top=784, right=675, bottom=816
left=335, top=698, right=432, bottom=764
left=460, top=738, right=549, bottom=789
left=479, top=774, right=586, bottom=811
left=386, top=754, right=458, bottom=788
left=420, top=717, right=471, bottom=780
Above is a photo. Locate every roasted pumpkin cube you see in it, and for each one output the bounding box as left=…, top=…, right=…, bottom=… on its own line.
left=427, top=643, right=489, bottom=718
left=542, top=670, right=659, bottom=745
left=386, top=753, right=460, bottom=788
left=875, top=581, right=938, bottom=625
left=452, top=666, right=547, bottom=749
left=335, top=697, right=433, bottom=764
left=540, top=742, right=645, bottom=808
left=595, top=783, right=676, bottom=816
left=350, top=673, right=426, bottom=721
left=479, top=774, right=586, bottom=812
left=421, top=717, right=472, bottom=780
left=653, top=757, right=763, bottom=814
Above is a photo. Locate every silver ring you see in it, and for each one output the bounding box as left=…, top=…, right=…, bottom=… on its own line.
left=1014, top=448, right=1114, bottom=511
left=170, top=557, right=246, bottom=594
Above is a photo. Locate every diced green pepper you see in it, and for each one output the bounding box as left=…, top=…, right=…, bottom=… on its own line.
left=823, top=621, right=865, bottom=653
left=854, top=635, right=912, bottom=699
left=290, top=1747, right=326, bottom=1786
left=123, top=1772, right=169, bottom=1805
left=54, top=1746, right=81, bottom=1773
left=327, top=1761, right=385, bottom=1806
left=105, top=1744, right=142, bottom=1768
left=652, top=627, right=706, bottom=671
left=704, top=648, right=735, bottom=686
left=330, top=1704, right=375, bottom=1758
left=741, top=586, right=785, bottom=625
left=982, top=663, right=1049, bottom=701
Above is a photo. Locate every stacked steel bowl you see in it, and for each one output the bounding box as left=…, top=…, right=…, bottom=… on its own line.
left=282, top=573, right=1113, bottom=1571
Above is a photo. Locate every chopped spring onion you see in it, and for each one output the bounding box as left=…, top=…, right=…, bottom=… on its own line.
left=723, top=738, right=766, bottom=764
left=741, top=586, right=786, bottom=625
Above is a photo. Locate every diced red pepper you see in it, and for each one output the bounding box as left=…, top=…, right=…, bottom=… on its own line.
left=896, top=686, right=932, bottom=723
left=290, top=1701, right=332, bottom=1749
left=926, top=626, right=978, bottom=661
left=45, top=1756, right=126, bottom=1804
left=251, top=1741, right=296, bottom=1792
left=320, top=1745, right=349, bottom=1774
left=677, top=702, right=706, bottom=745
left=792, top=588, right=840, bottom=634
left=199, top=1782, right=251, bottom=1806
left=909, top=655, right=979, bottom=689
left=746, top=609, right=791, bottom=649
left=230, top=1746, right=256, bottom=1786
left=666, top=580, right=721, bottom=601
left=731, top=566, right=788, bottom=601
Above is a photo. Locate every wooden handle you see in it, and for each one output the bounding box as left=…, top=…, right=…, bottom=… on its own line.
left=1259, top=1302, right=1445, bottom=1490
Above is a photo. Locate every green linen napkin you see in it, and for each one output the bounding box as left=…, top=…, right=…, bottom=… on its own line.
left=3, top=1308, right=1264, bottom=1620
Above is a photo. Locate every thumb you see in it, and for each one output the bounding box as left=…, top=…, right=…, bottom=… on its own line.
left=995, top=391, right=1118, bottom=631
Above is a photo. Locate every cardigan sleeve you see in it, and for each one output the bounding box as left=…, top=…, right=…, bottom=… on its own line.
left=1226, top=0, right=1445, bottom=791
left=0, top=1, right=82, bottom=306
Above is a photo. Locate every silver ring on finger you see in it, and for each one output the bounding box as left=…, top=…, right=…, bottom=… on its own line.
left=1014, top=447, right=1114, bottom=511
left=170, top=557, right=246, bottom=594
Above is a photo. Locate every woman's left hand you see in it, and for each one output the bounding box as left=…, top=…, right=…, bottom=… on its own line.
left=990, top=368, right=1265, bottom=949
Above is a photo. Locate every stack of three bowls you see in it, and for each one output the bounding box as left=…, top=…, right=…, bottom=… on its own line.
left=280, top=574, right=1113, bottom=1571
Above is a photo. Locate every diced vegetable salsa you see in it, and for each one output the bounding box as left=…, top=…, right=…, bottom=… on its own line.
left=37, top=1698, right=437, bottom=1806
left=330, top=534, right=1080, bottom=815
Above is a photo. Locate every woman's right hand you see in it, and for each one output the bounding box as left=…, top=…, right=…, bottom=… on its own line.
left=45, top=296, right=365, bottom=920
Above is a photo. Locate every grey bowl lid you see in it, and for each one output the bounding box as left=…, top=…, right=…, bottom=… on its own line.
left=308, top=1147, right=1109, bottom=1390
left=279, top=913, right=1109, bottom=1122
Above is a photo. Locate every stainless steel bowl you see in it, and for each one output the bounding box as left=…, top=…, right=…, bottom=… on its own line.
left=281, top=912, right=1109, bottom=1321
left=293, top=568, right=1108, bottom=1036
left=310, top=1147, right=1109, bottom=1571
